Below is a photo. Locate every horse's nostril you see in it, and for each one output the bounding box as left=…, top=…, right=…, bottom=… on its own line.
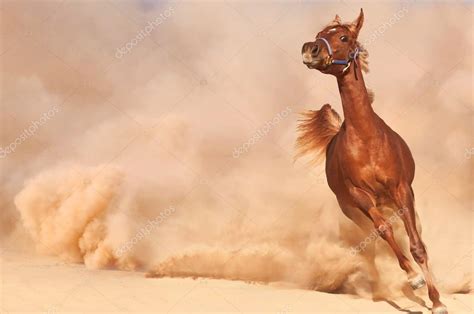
left=311, top=45, right=319, bottom=55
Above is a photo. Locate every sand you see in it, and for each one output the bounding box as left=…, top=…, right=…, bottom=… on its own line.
left=1, top=249, right=472, bottom=314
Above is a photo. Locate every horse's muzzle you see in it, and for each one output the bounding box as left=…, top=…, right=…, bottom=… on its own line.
left=301, top=41, right=320, bottom=67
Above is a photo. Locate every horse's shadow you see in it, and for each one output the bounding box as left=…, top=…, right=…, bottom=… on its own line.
left=376, top=285, right=429, bottom=314
left=384, top=301, right=422, bottom=313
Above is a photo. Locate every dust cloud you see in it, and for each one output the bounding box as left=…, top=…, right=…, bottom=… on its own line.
left=1, top=0, right=471, bottom=299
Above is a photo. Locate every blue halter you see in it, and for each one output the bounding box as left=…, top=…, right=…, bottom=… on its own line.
left=316, top=37, right=360, bottom=66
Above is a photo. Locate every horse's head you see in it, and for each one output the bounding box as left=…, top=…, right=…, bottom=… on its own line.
left=302, top=9, right=367, bottom=76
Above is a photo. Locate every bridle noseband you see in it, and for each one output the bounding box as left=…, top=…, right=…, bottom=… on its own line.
left=316, top=36, right=360, bottom=76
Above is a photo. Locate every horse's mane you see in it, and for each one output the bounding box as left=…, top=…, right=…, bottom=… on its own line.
left=324, top=21, right=370, bottom=73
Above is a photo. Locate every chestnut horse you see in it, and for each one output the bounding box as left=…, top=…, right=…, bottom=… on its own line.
left=296, top=9, right=447, bottom=314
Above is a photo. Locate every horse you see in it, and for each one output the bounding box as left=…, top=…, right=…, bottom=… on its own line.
left=296, top=9, right=447, bottom=314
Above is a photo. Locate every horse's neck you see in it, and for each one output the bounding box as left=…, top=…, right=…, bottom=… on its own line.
left=336, top=63, right=377, bottom=134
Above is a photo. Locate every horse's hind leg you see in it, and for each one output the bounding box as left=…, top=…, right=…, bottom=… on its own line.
left=393, top=184, right=447, bottom=314
left=364, top=207, right=419, bottom=283
left=348, top=187, right=419, bottom=283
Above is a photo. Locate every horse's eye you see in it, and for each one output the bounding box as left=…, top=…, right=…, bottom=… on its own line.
left=340, top=35, right=348, bottom=42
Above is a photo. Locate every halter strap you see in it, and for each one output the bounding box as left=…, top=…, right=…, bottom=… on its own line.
left=315, top=37, right=359, bottom=66
left=316, top=37, right=333, bottom=56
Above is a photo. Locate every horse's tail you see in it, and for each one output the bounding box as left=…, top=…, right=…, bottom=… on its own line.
left=295, top=104, right=342, bottom=163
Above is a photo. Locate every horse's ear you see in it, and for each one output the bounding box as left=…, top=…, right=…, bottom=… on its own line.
left=333, top=14, right=342, bottom=24
left=349, top=8, right=364, bottom=37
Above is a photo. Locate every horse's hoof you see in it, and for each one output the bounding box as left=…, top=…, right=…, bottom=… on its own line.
left=432, top=305, right=448, bottom=314
left=409, top=274, right=426, bottom=290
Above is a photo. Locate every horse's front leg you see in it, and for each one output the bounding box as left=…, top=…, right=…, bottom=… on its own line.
left=392, top=184, right=448, bottom=314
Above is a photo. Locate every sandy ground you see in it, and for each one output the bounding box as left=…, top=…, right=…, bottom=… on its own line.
left=1, top=250, right=472, bottom=314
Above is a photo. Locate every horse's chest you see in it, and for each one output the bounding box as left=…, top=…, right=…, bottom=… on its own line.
left=337, top=135, right=392, bottom=182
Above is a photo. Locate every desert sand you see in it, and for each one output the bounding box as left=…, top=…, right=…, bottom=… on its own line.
left=1, top=249, right=472, bottom=313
